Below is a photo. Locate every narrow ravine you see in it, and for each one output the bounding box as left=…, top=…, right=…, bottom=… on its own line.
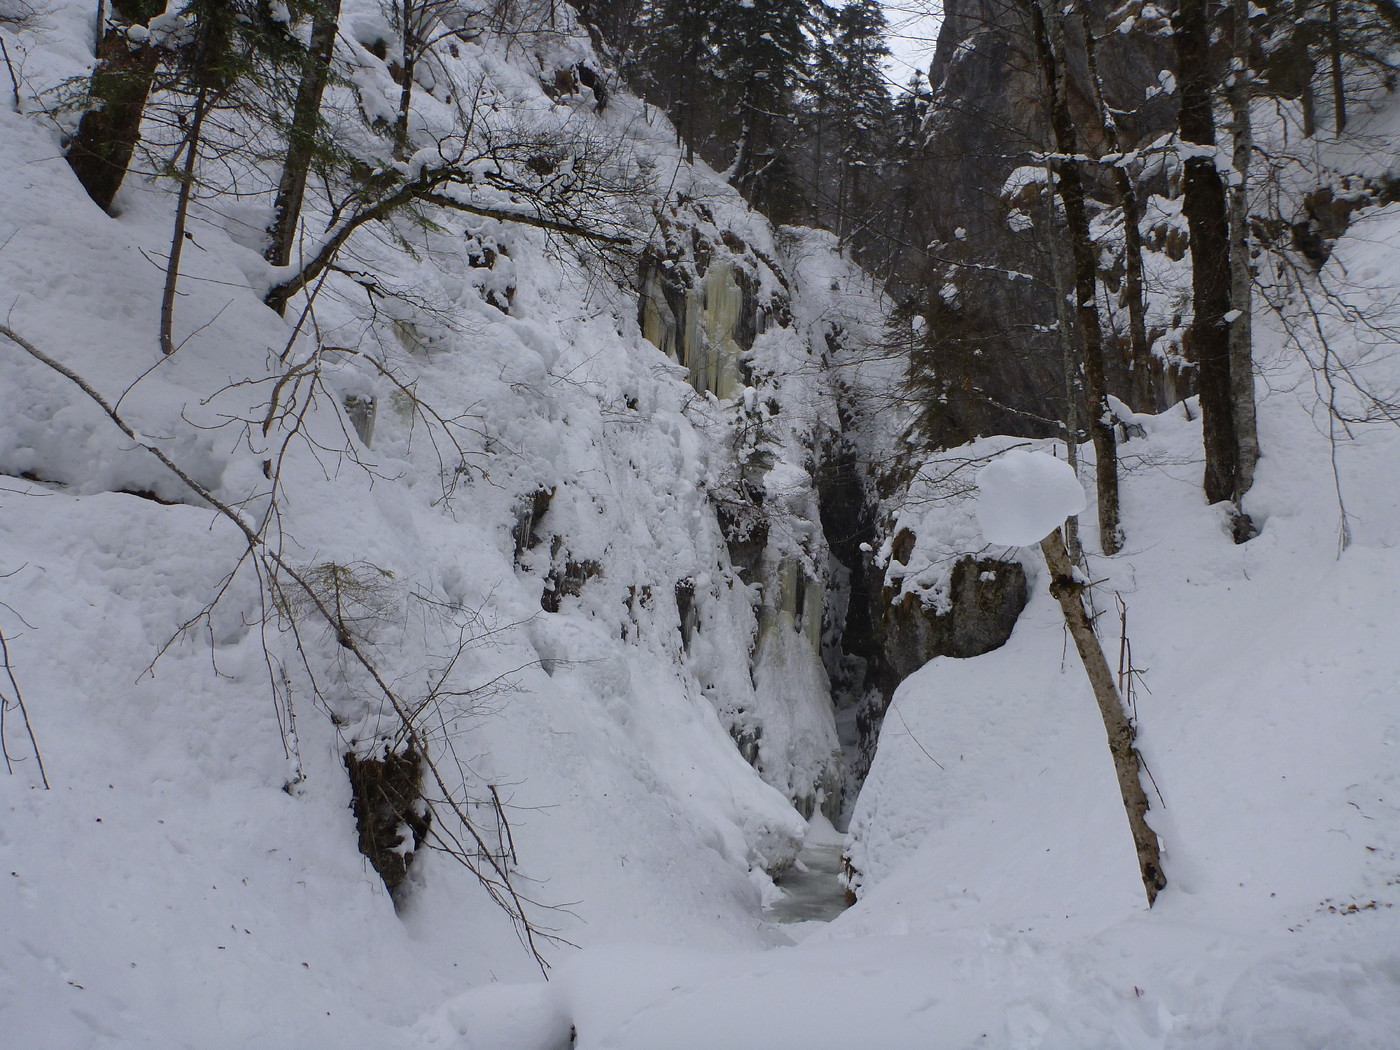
left=767, top=817, right=850, bottom=926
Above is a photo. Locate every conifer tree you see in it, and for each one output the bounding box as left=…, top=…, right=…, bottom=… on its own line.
left=714, top=0, right=814, bottom=219
left=812, top=0, right=894, bottom=245
left=632, top=0, right=725, bottom=163
left=882, top=70, right=930, bottom=276
left=627, top=0, right=816, bottom=218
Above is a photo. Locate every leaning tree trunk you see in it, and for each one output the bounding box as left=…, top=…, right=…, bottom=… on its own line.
left=1227, top=0, right=1260, bottom=523
left=1041, top=527, right=1166, bottom=905
left=1175, top=0, right=1239, bottom=505
left=1032, top=0, right=1123, bottom=555
left=265, top=0, right=343, bottom=290
left=66, top=0, right=166, bottom=212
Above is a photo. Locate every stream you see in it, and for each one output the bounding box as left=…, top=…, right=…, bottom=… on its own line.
left=766, top=841, right=850, bottom=924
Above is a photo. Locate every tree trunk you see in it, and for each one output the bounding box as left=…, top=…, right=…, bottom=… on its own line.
left=1327, top=0, right=1347, bottom=132
left=1041, top=527, right=1166, bottom=906
left=1044, top=159, right=1085, bottom=562
left=66, top=1, right=165, bottom=212
left=265, top=0, right=343, bottom=287
left=1175, top=0, right=1238, bottom=505
left=1228, top=0, right=1260, bottom=523
left=394, top=0, right=418, bottom=160
left=1032, top=0, right=1122, bottom=555
left=1301, top=61, right=1317, bottom=137
left=160, top=81, right=211, bottom=356
left=1080, top=6, right=1154, bottom=411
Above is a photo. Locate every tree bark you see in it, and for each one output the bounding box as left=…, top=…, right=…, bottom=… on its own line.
left=1327, top=0, right=1347, bottom=132
left=1043, top=158, right=1085, bottom=562
left=1041, top=527, right=1166, bottom=906
left=1227, top=0, right=1260, bottom=521
left=394, top=0, right=417, bottom=160
left=1175, top=0, right=1238, bottom=505
left=265, top=0, right=343, bottom=287
left=66, top=1, right=165, bottom=212
left=1032, top=0, right=1122, bottom=554
left=1301, top=67, right=1317, bottom=138
left=160, top=80, right=211, bottom=356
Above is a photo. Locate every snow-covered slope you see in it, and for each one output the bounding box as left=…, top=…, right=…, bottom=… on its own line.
left=536, top=200, right=1400, bottom=1048
left=0, top=2, right=887, bottom=1044
left=4, top=2, right=1400, bottom=1048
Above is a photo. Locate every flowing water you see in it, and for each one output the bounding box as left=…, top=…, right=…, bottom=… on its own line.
left=767, top=841, right=850, bottom=924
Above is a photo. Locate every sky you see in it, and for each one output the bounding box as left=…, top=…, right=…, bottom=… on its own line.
left=882, top=0, right=942, bottom=87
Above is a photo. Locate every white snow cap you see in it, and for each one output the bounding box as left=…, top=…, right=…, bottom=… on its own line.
left=974, top=449, right=1086, bottom=546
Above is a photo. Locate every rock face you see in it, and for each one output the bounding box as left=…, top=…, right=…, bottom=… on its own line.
left=907, top=0, right=1179, bottom=445
left=881, top=555, right=1028, bottom=682
left=639, top=208, right=785, bottom=402
left=636, top=207, right=844, bottom=820
left=344, top=748, right=430, bottom=906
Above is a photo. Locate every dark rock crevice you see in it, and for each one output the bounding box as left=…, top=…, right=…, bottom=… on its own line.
left=815, top=418, right=1032, bottom=791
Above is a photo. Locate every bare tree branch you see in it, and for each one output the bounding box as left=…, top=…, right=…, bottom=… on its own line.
left=0, top=321, right=555, bottom=971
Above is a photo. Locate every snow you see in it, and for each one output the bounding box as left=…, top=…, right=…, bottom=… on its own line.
left=974, top=449, right=1087, bottom=547
left=415, top=982, right=573, bottom=1049
left=1, top=2, right=823, bottom=1039
left=4, top=2, right=1400, bottom=1048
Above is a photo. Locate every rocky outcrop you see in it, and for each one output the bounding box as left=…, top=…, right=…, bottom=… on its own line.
left=842, top=544, right=1029, bottom=780
left=638, top=206, right=789, bottom=401
left=813, top=430, right=888, bottom=792
left=1289, top=176, right=1400, bottom=267
left=907, top=0, right=1179, bottom=445
left=880, top=554, right=1028, bottom=681
left=635, top=206, right=842, bottom=819
left=344, top=748, right=430, bottom=906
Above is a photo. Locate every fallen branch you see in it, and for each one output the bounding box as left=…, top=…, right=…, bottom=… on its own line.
left=265, top=165, right=634, bottom=314
left=0, top=37, right=20, bottom=114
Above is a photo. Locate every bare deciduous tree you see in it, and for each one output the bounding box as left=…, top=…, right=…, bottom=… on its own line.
left=1030, top=0, right=1122, bottom=554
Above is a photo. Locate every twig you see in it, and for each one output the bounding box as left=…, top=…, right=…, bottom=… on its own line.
left=0, top=624, right=49, bottom=789
left=0, top=37, right=20, bottom=115
left=490, top=784, right=518, bottom=864
left=890, top=700, right=944, bottom=771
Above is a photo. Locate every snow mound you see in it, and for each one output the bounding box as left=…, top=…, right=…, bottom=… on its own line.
left=416, top=982, right=572, bottom=1050
left=974, top=449, right=1086, bottom=546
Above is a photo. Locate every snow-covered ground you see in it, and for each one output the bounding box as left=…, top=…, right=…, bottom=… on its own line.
left=3, top=2, right=1400, bottom=1048
left=532, top=224, right=1400, bottom=1046
left=0, top=3, right=832, bottom=1043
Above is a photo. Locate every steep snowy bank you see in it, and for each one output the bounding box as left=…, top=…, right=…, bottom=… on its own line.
left=0, top=2, right=887, bottom=1043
